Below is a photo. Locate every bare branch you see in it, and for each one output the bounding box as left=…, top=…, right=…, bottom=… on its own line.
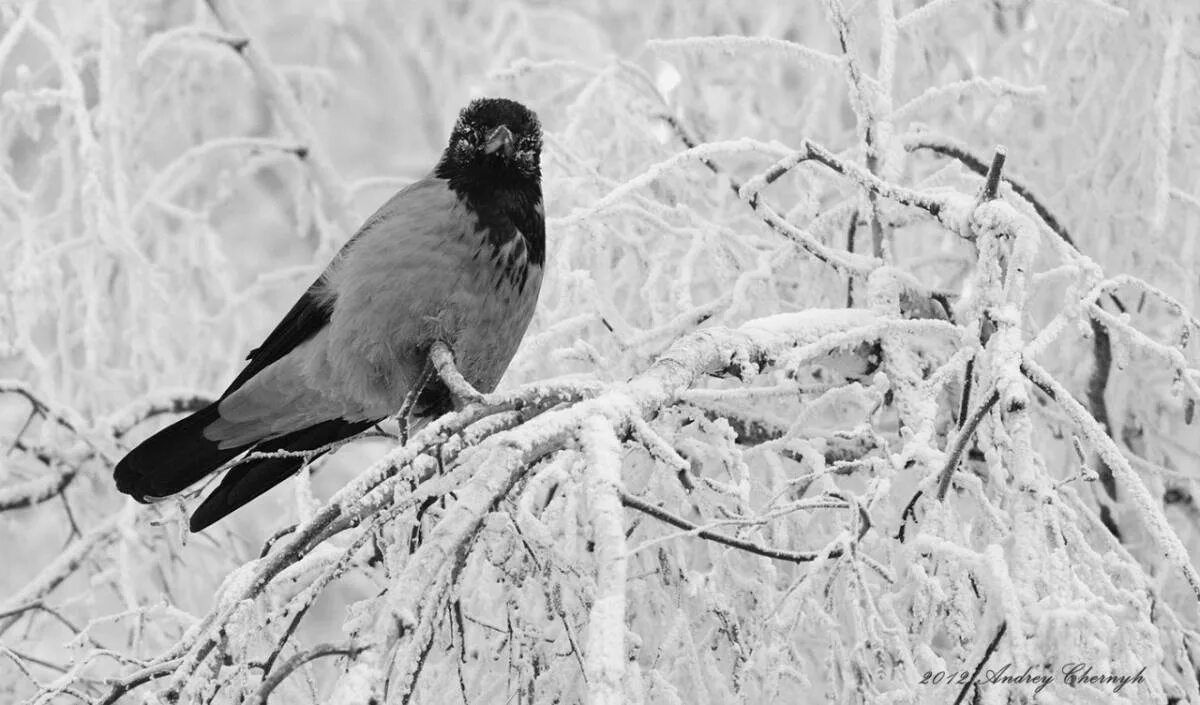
left=980, top=145, right=1007, bottom=202
left=936, top=387, right=999, bottom=501
left=620, top=490, right=847, bottom=566
left=952, top=621, right=1007, bottom=705
left=254, top=642, right=364, bottom=704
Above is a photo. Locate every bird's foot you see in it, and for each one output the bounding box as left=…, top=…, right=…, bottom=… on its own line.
left=429, top=340, right=489, bottom=407
left=397, top=353, right=438, bottom=444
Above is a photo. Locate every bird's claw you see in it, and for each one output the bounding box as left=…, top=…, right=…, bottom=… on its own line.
left=429, top=341, right=489, bottom=408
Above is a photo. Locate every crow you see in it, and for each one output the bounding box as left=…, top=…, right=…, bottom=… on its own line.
left=114, top=97, right=545, bottom=531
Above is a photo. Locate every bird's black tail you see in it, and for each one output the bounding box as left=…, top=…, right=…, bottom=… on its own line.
left=114, top=403, right=249, bottom=502
left=187, top=419, right=375, bottom=532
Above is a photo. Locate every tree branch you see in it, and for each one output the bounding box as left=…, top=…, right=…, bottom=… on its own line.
left=255, top=642, right=364, bottom=703
left=620, top=490, right=842, bottom=565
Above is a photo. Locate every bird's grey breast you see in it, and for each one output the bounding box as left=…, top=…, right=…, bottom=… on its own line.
left=452, top=198, right=544, bottom=391
left=317, top=179, right=543, bottom=415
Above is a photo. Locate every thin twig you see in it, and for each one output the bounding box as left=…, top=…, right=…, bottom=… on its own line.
left=906, top=135, right=1073, bottom=247
left=620, top=491, right=841, bottom=564
left=0, top=515, right=121, bottom=637
left=957, top=357, right=976, bottom=428
left=202, top=0, right=355, bottom=243
left=658, top=115, right=881, bottom=274
left=110, top=394, right=211, bottom=438
left=1085, top=318, right=1118, bottom=499
left=399, top=355, right=436, bottom=444
left=896, top=490, right=923, bottom=542
left=1023, top=359, right=1200, bottom=603
left=980, top=145, right=1007, bottom=202
left=259, top=600, right=316, bottom=676
left=952, top=621, right=1007, bottom=705
left=822, top=0, right=888, bottom=258
left=97, top=659, right=185, bottom=705
left=0, top=461, right=78, bottom=511
left=936, top=388, right=999, bottom=500
left=254, top=642, right=364, bottom=703
left=845, top=210, right=859, bottom=306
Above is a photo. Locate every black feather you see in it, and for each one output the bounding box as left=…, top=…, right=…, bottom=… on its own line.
left=113, top=402, right=239, bottom=501
left=436, top=97, right=545, bottom=269
left=189, top=373, right=453, bottom=530
left=224, top=282, right=333, bottom=395
left=113, top=283, right=335, bottom=504
left=188, top=419, right=375, bottom=532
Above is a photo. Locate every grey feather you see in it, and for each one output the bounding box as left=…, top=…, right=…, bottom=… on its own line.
left=202, top=176, right=543, bottom=447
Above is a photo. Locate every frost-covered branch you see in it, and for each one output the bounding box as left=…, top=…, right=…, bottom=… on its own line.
left=253, top=642, right=364, bottom=704
left=202, top=0, right=356, bottom=245
left=904, top=132, right=1075, bottom=246
left=1022, top=360, right=1200, bottom=603
left=580, top=417, right=627, bottom=705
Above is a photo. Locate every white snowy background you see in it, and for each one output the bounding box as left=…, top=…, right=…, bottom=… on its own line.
left=1, top=0, right=1199, bottom=703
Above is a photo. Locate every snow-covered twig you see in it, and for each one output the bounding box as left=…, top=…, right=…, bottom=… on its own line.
left=0, top=514, right=122, bottom=637
left=904, top=132, right=1075, bottom=247
left=106, top=392, right=212, bottom=438
left=646, top=35, right=843, bottom=72
left=0, top=462, right=77, bottom=511
left=202, top=0, right=356, bottom=246
left=891, top=78, right=1046, bottom=123
left=1023, top=360, right=1200, bottom=603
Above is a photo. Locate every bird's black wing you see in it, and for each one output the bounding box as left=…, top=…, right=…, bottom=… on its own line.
left=220, top=187, right=419, bottom=397
left=114, top=285, right=347, bottom=504
left=187, top=418, right=376, bottom=532
left=221, top=282, right=332, bottom=397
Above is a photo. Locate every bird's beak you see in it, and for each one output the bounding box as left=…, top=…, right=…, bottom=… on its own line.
left=483, top=125, right=515, bottom=158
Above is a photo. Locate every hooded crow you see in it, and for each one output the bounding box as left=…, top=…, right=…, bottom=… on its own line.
left=114, top=97, right=545, bottom=531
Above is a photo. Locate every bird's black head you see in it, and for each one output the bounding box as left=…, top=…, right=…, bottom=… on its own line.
left=435, top=97, right=542, bottom=193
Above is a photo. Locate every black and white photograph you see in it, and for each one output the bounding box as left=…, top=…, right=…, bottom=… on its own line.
left=0, top=0, right=1197, bottom=702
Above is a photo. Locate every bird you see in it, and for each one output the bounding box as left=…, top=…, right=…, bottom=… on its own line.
left=114, top=97, right=545, bottom=532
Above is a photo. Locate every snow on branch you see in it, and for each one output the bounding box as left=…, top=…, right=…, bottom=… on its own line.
left=580, top=416, right=627, bottom=705
left=84, top=308, right=889, bottom=701
left=646, top=35, right=844, bottom=72
left=203, top=0, right=356, bottom=245
left=1022, top=359, right=1200, bottom=602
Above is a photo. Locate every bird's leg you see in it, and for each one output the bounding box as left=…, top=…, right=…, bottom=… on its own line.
left=429, top=340, right=487, bottom=407
left=398, top=356, right=436, bottom=444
